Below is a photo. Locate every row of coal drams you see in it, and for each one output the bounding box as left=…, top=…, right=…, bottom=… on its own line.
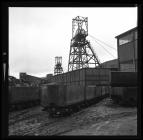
left=9, top=68, right=137, bottom=116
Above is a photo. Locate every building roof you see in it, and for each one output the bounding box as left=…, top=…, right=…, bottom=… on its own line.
left=101, top=59, right=117, bottom=64
left=115, top=27, right=137, bottom=39
left=101, top=59, right=118, bottom=68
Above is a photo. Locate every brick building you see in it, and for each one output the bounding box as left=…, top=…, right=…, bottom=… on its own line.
left=19, top=73, right=42, bottom=86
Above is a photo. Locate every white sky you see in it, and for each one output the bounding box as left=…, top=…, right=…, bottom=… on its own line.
left=9, top=7, right=137, bottom=78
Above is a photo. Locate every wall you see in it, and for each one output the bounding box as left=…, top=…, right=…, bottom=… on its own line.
left=117, top=28, right=137, bottom=72
left=101, top=59, right=118, bottom=69
left=9, top=86, right=40, bottom=104
left=49, top=68, right=112, bottom=86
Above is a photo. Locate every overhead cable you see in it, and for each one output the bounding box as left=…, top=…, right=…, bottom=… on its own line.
left=89, top=34, right=117, bottom=51
left=90, top=38, right=116, bottom=58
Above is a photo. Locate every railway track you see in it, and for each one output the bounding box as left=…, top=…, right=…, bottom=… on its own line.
left=9, top=108, right=86, bottom=135
left=9, top=99, right=137, bottom=136
left=9, top=106, right=42, bottom=125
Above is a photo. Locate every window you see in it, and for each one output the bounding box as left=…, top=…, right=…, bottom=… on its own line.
left=119, top=32, right=133, bottom=46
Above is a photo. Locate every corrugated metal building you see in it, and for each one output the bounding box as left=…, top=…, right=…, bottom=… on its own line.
left=115, top=27, right=137, bottom=72
left=100, top=59, right=118, bottom=69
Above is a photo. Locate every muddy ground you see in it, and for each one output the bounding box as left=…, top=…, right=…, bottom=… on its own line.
left=9, top=98, right=137, bottom=136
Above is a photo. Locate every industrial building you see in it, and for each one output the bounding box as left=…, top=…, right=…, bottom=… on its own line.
left=100, top=59, right=118, bottom=69
left=8, top=76, right=20, bottom=86
left=19, top=73, right=42, bottom=86
left=19, top=73, right=53, bottom=86
left=115, top=27, right=137, bottom=72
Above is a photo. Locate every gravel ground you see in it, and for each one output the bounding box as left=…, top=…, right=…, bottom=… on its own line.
left=9, top=98, right=137, bottom=136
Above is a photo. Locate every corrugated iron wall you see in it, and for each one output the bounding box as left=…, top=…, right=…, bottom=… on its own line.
left=117, top=28, right=137, bottom=72
left=110, top=71, right=137, bottom=87
left=49, top=68, right=112, bottom=86
left=9, top=86, right=40, bottom=104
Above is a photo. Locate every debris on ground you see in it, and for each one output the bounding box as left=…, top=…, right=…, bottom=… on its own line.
left=9, top=98, right=137, bottom=136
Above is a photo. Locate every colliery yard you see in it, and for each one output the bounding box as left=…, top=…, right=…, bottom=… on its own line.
left=8, top=16, right=138, bottom=136
left=9, top=98, right=137, bottom=136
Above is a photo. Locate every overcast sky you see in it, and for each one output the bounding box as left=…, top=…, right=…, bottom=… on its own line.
left=9, top=7, right=137, bottom=78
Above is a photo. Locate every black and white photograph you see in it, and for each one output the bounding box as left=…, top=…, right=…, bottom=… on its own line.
left=6, top=6, right=138, bottom=136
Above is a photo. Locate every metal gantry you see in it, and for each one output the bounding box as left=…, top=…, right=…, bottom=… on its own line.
left=68, top=16, right=100, bottom=71
left=54, top=56, right=63, bottom=75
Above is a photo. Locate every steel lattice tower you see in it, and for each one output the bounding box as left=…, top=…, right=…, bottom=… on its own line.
left=68, top=16, right=100, bottom=71
left=54, top=56, right=63, bottom=75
